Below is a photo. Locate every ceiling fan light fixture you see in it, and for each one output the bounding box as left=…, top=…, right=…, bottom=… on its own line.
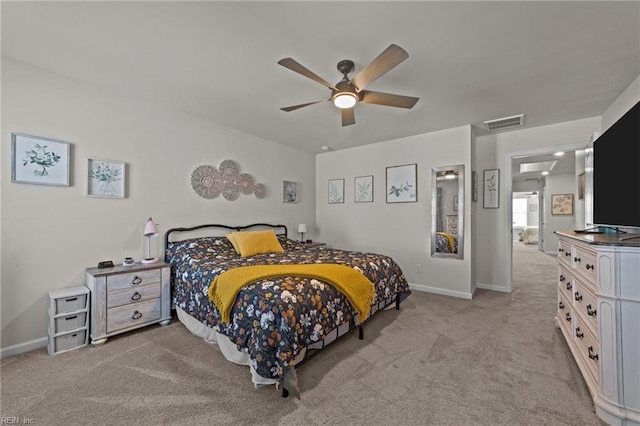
left=332, top=92, right=358, bottom=109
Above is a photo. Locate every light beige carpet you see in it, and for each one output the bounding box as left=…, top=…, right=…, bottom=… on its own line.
left=0, top=243, right=605, bottom=425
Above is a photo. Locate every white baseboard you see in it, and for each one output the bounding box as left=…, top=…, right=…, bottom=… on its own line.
left=477, top=282, right=510, bottom=293
left=409, top=283, right=473, bottom=300
left=1, top=337, right=47, bottom=358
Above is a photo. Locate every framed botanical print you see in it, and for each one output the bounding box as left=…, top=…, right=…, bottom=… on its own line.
left=386, top=163, right=417, bottom=203
left=11, top=133, right=71, bottom=186
left=483, top=169, right=499, bottom=209
left=283, top=181, right=298, bottom=203
left=354, top=175, right=373, bottom=203
left=87, top=158, right=126, bottom=198
left=551, top=193, right=573, bottom=215
left=328, top=178, right=344, bottom=204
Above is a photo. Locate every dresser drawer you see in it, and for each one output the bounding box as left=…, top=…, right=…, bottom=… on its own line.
left=573, top=315, right=599, bottom=384
left=107, top=298, right=161, bottom=333
left=558, top=266, right=573, bottom=302
left=572, top=278, right=597, bottom=332
left=107, top=269, right=161, bottom=291
left=107, top=284, right=161, bottom=309
left=558, top=240, right=572, bottom=267
left=557, top=291, right=573, bottom=337
left=572, top=245, right=597, bottom=284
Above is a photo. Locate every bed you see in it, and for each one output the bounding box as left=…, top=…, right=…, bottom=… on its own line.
left=164, top=223, right=411, bottom=398
left=435, top=232, right=458, bottom=253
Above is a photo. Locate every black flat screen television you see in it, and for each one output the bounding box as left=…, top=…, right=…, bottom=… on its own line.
left=592, top=100, right=640, bottom=230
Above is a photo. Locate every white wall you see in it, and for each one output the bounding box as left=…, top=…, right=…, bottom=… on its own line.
left=1, top=60, right=317, bottom=353
left=316, top=125, right=473, bottom=299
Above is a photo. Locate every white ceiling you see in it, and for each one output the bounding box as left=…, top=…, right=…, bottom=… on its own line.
left=2, top=1, right=639, bottom=154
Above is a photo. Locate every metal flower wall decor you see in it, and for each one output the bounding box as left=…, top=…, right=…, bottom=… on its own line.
left=191, top=159, right=265, bottom=201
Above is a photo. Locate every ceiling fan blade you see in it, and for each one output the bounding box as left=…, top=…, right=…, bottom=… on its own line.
left=351, top=44, right=409, bottom=91
left=280, top=100, right=327, bottom=112
left=360, top=90, right=419, bottom=109
left=341, top=108, right=355, bottom=127
left=278, top=58, right=338, bottom=91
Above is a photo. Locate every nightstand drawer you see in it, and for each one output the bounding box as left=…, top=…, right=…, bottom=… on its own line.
left=54, top=330, right=87, bottom=353
left=107, top=284, right=161, bottom=309
left=54, top=312, right=87, bottom=333
left=107, top=269, right=160, bottom=291
left=107, top=298, right=161, bottom=333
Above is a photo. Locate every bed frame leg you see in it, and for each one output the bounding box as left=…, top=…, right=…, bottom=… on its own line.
left=282, top=387, right=289, bottom=398
left=396, top=296, right=401, bottom=310
left=358, top=325, right=364, bottom=340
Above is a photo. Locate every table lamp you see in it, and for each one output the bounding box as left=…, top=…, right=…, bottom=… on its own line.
left=297, top=224, right=307, bottom=242
left=142, top=217, right=159, bottom=264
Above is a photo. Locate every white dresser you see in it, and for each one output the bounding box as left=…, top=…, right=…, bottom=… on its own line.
left=555, top=231, right=640, bottom=425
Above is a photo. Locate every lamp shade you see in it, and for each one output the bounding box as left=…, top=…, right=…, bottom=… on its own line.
left=144, top=217, right=159, bottom=237
left=297, top=224, right=307, bottom=233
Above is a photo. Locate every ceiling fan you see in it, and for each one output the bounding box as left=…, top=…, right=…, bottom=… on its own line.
left=277, top=44, right=419, bottom=127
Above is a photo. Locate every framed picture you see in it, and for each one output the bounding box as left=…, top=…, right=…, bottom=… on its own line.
left=529, top=204, right=538, bottom=211
left=483, top=169, right=500, bottom=209
left=472, top=171, right=478, bottom=202
left=328, top=178, right=344, bottom=204
left=11, top=133, right=71, bottom=186
left=87, top=158, right=126, bottom=198
left=578, top=172, right=585, bottom=200
left=386, top=163, right=417, bottom=203
left=551, top=193, right=573, bottom=215
left=453, top=195, right=459, bottom=211
left=282, top=180, right=298, bottom=203
left=354, top=175, right=373, bottom=203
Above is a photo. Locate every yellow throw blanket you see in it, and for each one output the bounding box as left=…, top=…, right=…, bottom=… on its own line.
left=207, top=264, right=376, bottom=324
left=437, top=232, right=456, bottom=253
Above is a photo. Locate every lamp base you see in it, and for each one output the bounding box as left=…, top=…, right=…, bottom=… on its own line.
left=141, top=258, right=159, bottom=264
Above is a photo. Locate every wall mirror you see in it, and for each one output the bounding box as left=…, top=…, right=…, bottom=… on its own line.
left=431, top=165, right=464, bottom=259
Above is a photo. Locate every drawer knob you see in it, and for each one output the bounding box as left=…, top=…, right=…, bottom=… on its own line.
left=559, top=274, right=565, bottom=282
left=558, top=301, right=565, bottom=310
left=575, top=327, right=584, bottom=338
left=131, top=292, right=142, bottom=301
left=131, top=276, right=142, bottom=285
left=574, top=257, right=581, bottom=263
left=574, top=291, right=582, bottom=301
left=588, top=346, right=599, bottom=361
left=132, top=310, right=143, bottom=320
left=565, top=252, right=571, bottom=257
left=566, top=282, right=572, bottom=291
left=586, top=264, right=594, bottom=270
left=587, top=304, right=597, bottom=316
left=565, top=312, right=571, bottom=322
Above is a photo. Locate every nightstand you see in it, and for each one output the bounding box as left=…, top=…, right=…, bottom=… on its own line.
left=86, top=261, right=171, bottom=345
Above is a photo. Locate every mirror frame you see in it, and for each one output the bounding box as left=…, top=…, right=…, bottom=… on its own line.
left=431, top=165, right=464, bottom=259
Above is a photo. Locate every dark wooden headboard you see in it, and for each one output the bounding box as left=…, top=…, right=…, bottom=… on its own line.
left=163, top=223, right=288, bottom=251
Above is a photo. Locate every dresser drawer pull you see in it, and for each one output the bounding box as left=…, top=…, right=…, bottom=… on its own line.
left=587, top=304, right=597, bottom=316
left=575, top=327, right=584, bottom=338
left=131, top=310, right=143, bottom=320
left=574, top=257, right=581, bottom=263
left=131, top=292, right=142, bottom=301
left=565, top=252, right=571, bottom=257
left=131, top=276, right=142, bottom=285
left=65, top=315, right=78, bottom=321
left=588, top=346, right=599, bottom=361
left=565, top=312, right=571, bottom=322
left=566, top=282, right=572, bottom=291
left=65, top=297, right=78, bottom=302
left=559, top=274, right=565, bottom=282
left=574, top=291, right=582, bottom=301
left=559, top=248, right=564, bottom=253
left=586, top=264, right=594, bottom=270
left=558, top=301, right=565, bottom=310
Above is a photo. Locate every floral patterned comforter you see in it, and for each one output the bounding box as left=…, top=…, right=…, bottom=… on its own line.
left=165, top=235, right=411, bottom=389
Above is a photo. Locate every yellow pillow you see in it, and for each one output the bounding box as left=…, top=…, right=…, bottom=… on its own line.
left=229, top=230, right=284, bottom=257
left=226, top=233, right=241, bottom=254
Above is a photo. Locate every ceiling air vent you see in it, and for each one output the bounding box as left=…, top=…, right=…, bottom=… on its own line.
left=484, top=114, right=524, bottom=132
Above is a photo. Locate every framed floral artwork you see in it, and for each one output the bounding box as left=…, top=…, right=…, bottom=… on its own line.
left=551, top=193, right=573, bottom=215
left=11, top=133, right=71, bottom=186
left=386, top=163, right=417, bottom=203
left=87, top=158, right=126, bottom=198
left=354, top=175, right=373, bottom=203
left=283, top=181, right=298, bottom=203
left=483, top=169, right=499, bottom=209
left=328, top=178, right=344, bottom=204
